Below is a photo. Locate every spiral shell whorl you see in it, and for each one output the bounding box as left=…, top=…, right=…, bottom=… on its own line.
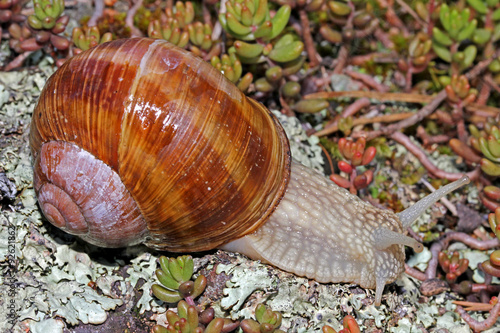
left=33, top=141, right=148, bottom=247
left=30, top=38, right=291, bottom=251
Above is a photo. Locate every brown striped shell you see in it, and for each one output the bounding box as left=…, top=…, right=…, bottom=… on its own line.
left=29, top=38, right=291, bottom=252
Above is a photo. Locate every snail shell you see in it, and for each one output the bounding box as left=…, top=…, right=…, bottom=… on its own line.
left=30, top=38, right=291, bottom=252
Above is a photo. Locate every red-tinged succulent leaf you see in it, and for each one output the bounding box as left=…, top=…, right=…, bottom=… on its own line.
left=50, top=34, right=70, bottom=50
left=355, top=137, right=366, bottom=152
left=462, top=93, right=476, bottom=106
left=482, top=260, right=500, bottom=277
left=458, top=259, right=469, bottom=274
left=338, top=138, right=347, bottom=157
left=19, top=37, right=42, bottom=51
left=362, top=146, right=376, bottom=165
left=449, top=138, right=482, bottom=163
left=446, top=272, right=458, bottom=283
left=438, top=252, right=450, bottom=271
left=363, top=169, right=373, bottom=185
left=338, top=161, right=353, bottom=174
left=330, top=174, right=350, bottom=189
left=343, top=315, right=360, bottom=333
left=240, top=319, right=260, bottom=333
left=481, top=194, right=500, bottom=211
left=351, top=151, right=363, bottom=166
left=445, top=84, right=459, bottom=103
left=490, top=250, right=500, bottom=267
left=353, top=174, right=368, bottom=190
left=35, top=30, right=51, bottom=43
left=343, top=141, right=354, bottom=160
left=322, top=325, right=337, bottom=333
left=485, top=186, right=500, bottom=201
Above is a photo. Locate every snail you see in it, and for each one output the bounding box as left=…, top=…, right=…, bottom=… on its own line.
left=30, top=38, right=470, bottom=306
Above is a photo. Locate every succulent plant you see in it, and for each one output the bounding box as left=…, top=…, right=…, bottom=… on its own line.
left=187, top=21, right=217, bottom=55
left=219, top=0, right=291, bottom=41
left=0, top=0, right=25, bottom=32
left=153, top=300, right=225, bottom=333
left=330, top=137, right=376, bottom=194
left=445, top=74, right=477, bottom=107
left=488, top=207, right=500, bottom=240
left=438, top=251, right=469, bottom=283
left=148, top=19, right=190, bottom=48
left=23, top=0, right=70, bottom=51
left=469, top=119, right=500, bottom=177
left=432, top=4, right=477, bottom=73
left=240, top=304, right=285, bottom=333
left=72, top=26, right=113, bottom=52
left=165, top=1, right=195, bottom=28
left=322, top=315, right=360, bottom=333
left=211, top=51, right=253, bottom=92
left=152, top=255, right=207, bottom=304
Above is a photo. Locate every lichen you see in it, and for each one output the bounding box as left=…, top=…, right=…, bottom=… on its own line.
left=272, top=110, right=324, bottom=173
left=0, top=65, right=164, bottom=331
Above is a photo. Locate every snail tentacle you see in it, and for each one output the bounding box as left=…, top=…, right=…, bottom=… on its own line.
left=397, top=175, right=470, bottom=229
left=373, top=227, right=423, bottom=253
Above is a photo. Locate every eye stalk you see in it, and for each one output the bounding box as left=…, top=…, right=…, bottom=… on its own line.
left=397, top=176, right=470, bottom=229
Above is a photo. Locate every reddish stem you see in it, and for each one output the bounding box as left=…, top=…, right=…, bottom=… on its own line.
left=456, top=291, right=500, bottom=332
left=390, top=131, right=481, bottom=181
left=405, top=264, right=427, bottom=281
left=298, top=8, right=320, bottom=67
left=88, top=0, right=104, bottom=27
left=345, top=70, right=389, bottom=92
left=126, top=0, right=144, bottom=37
left=426, top=233, right=500, bottom=279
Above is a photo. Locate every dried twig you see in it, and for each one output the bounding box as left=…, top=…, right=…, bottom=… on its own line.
left=456, top=292, right=500, bottom=332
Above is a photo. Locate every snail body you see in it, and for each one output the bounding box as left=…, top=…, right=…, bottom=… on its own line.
left=30, top=38, right=469, bottom=305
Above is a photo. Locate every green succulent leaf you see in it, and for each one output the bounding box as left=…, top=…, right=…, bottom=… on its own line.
left=432, top=27, right=453, bottom=46
left=493, top=8, right=500, bottom=21
left=481, top=158, right=500, bottom=176
left=269, top=40, right=303, bottom=62
left=462, top=44, right=477, bottom=68
left=432, top=43, right=452, bottom=62
left=292, top=99, right=329, bottom=113
left=254, top=20, right=272, bottom=39
left=440, top=4, right=451, bottom=31
left=28, top=15, right=43, bottom=29
left=472, top=28, right=492, bottom=44
left=180, top=255, right=194, bottom=282
left=328, top=1, right=352, bottom=16
left=226, top=12, right=253, bottom=35
left=254, top=77, right=275, bottom=92
left=282, top=56, right=305, bottom=76
left=156, top=269, right=181, bottom=290
left=467, top=0, right=488, bottom=14
left=488, top=136, right=500, bottom=158
left=191, top=275, right=207, bottom=299
left=268, top=4, right=291, bottom=40
left=480, top=137, right=500, bottom=162
left=233, top=41, right=264, bottom=58
left=152, top=284, right=183, bottom=303
left=252, top=0, right=268, bottom=25
left=457, top=19, right=477, bottom=41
